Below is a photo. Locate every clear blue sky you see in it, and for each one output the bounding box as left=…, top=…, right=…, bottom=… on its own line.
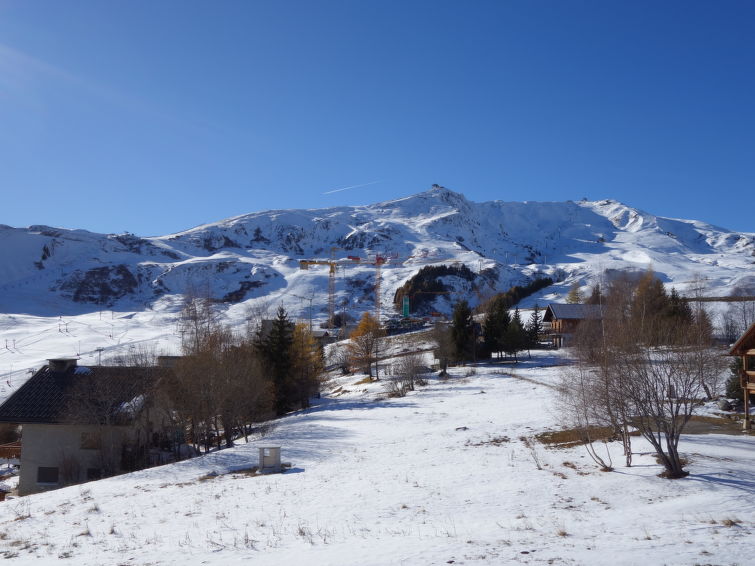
left=1, top=0, right=753, bottom=236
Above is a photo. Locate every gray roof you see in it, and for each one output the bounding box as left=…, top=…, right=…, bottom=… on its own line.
left=543, top=303, right=603, bottom=322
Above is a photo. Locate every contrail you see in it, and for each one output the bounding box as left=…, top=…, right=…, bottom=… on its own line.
left=322, top=180, right=381, bottom=195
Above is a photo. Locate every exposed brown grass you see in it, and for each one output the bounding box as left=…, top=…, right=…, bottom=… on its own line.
left=721, top=518, right=740, bottom=527
left=465, top=435, right=511, bottom=447
left=536, top=426, right=615, bottom=448
left=231, top=467, right=260, bottom=478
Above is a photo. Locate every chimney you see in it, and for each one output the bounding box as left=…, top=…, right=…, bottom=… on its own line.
left=48, top=358, right=78, bottom=372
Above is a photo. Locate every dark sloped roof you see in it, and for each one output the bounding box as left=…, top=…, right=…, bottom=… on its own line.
left=543, top=303, right=604, bottom=322
left=0, top=364, right=166, bottom=425
left=729, top=322, right=755, bottom=356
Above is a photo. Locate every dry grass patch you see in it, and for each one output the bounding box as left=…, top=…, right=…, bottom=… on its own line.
left=230, top=467, right=260, bottom=478
left=465, top=435, right=511, bottom=447
left=536, top=426, right=615, bottom=448
left=721, top=518, right=740, bottom=527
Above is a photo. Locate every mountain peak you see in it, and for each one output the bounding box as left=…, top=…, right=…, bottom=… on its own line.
left=426, top=184, right=467, bottom=201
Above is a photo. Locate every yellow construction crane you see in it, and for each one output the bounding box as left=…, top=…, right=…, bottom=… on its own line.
left=298, top=259, right=338, bottom=328
left=298, top=248, right=348, bottom=328
left=300, top=249, right=459, bottom=327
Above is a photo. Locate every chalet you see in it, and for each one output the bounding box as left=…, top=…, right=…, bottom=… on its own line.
left=0, top=358, right=180, bottom=496
left=728, top=322, right=755, bottom=431
left=542, top=303, right=603, bottom=348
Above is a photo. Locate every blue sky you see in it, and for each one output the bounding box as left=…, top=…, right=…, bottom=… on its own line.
left=1, top=1, right=753, bottom=235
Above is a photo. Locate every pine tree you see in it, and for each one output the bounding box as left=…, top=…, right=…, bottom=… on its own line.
left=585, top=284, right=603, bottom=305
left=483, top=295, right=510, bottom=359
left=451, top=300, right=475, bottom=364
left=726, top=358, right=744, bottom=401
left=526, top=304, right=542, bottom=347
left=503, top=308, right=526, bottom=362
left=257, top=306, right=295, bottom=414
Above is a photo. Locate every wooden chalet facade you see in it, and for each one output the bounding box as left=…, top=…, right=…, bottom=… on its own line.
left=542, top=303, right=603, bottom=348
left=728, top=322, right=755, bottom=430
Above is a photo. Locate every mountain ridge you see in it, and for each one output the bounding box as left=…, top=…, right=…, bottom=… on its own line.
left=0, top=186, right=753, bottom=319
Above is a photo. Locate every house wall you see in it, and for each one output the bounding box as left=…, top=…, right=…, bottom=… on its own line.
left=552, top=319, right=580, bottom=334
left=18, top=423, right=131, bottom=496
left=550, top=318, right=581, bottom=348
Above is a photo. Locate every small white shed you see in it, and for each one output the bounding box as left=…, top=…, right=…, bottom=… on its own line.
left=258, top=446, right=282, bottom=473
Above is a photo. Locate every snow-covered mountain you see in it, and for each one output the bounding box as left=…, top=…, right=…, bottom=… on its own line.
left=0, top=185, right=753, bottom=379
left=2, top=185, right=753, bottom=315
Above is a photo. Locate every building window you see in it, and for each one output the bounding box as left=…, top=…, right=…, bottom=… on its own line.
left=746, top=356, right=755, bottom=372
left=80, top=432, right=102, bottom=450
left=37, top=466, right=59, bottom=484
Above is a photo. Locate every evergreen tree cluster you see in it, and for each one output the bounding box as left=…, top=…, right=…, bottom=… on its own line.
left=445, top=299, right=543, bottom=365
left=442, top=276, right=552, bottom=365
left=478, top=277, right=553, bottom=313
left=255, top=306, right=324, bottom=414
left=168, top=299, right=324, bottom=455
left=481, top=301, right=539, bottom=362
left=393, top=264, right=476, bottom=314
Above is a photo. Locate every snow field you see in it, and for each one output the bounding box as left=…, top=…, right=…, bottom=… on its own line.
left=0, top=350, right=752, bottom=565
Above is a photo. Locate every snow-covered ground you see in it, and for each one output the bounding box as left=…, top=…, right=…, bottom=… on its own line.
left=0, top=349, right=752, bottom=565
left=2, top=187, right=754, bottom=397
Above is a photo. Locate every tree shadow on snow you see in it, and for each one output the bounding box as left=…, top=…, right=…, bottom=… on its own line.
left=686, top=471, right=755, bottom=496
left=178, top=422, right=355, bottom=474
left=302, top=396, right=415, bottom=415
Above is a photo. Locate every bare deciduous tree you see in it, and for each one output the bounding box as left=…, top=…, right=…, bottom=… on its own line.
left=386, top=352, right=426, bottom=397
left=621, top=336, right=723, bottom=477
left=557, top=365, right=613, bottom=471
left=562, top=270, right=726, bottom=478
left=169, top=327, right=274, bottom=452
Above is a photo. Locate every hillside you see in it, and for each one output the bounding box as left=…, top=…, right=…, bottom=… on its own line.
left=0, top=350, right=751, bottom=565
left=0, top=185, right=754, bottom=384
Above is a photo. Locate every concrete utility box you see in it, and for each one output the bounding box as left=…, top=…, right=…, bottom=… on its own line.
left=258, top=446, right=281, bottom=474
